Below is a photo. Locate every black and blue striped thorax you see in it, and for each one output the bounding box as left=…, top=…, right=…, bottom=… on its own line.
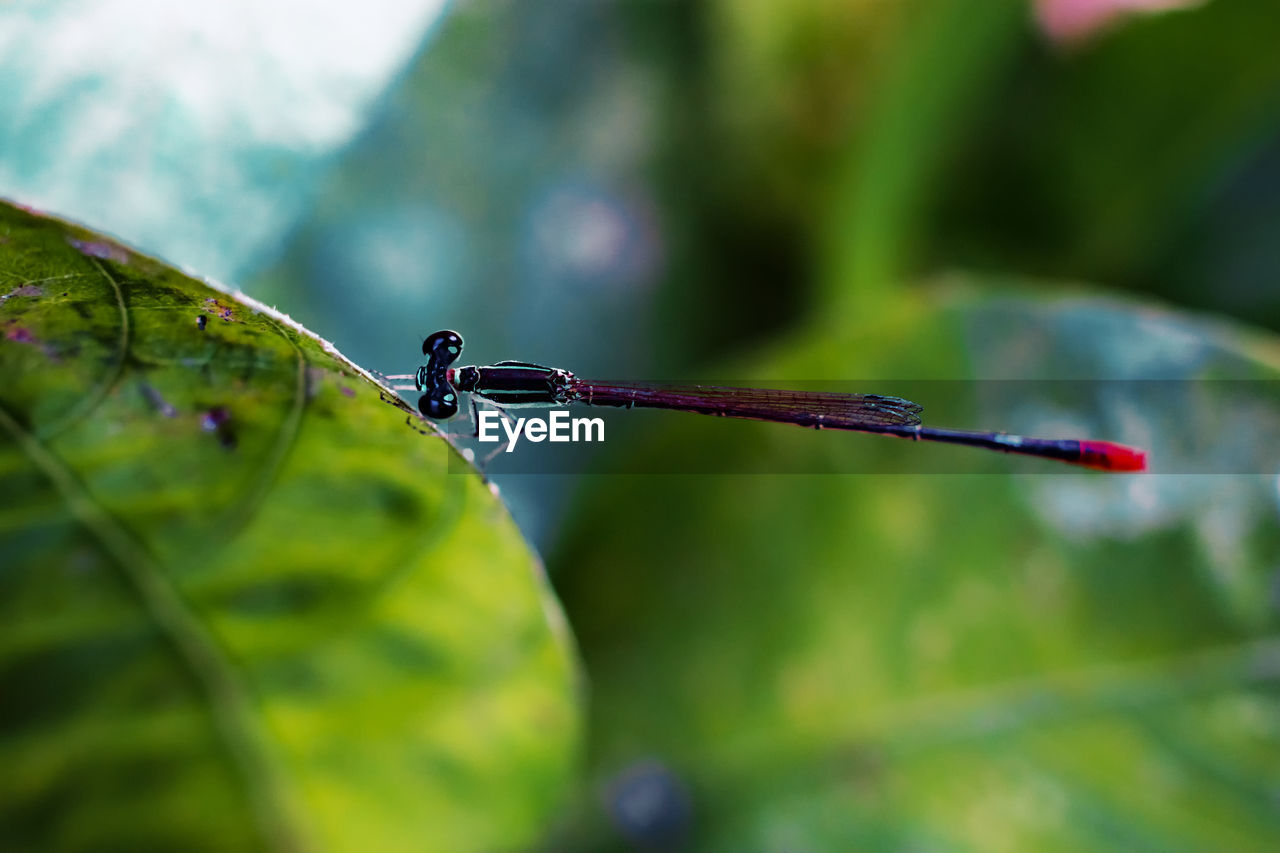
left=450, top=362, right=574, bottom=406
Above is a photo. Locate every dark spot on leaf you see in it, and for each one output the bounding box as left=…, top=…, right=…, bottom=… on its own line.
left=67, top=237, right=130, bottom=264
left=138, top=383, right=177, bottom=417
left=1, top=284, right=42, bottom=303
left=340, top=386, right=355, bottom=398
left=203, top=297, right=236, bottom=322
left=201, top=406, right=236, bottom=449
left=70, top=301, right=91, bottom=320
left=5, top=323, right=37, bottom=344
left=196, top=314, right=207, bottom=331
left=201, top=407, right=230, bottom=430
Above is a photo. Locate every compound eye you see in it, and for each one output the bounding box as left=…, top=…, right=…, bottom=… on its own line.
left=422, top=330, right=464, bottom=362
left=418, top=388, right=459, bottom=420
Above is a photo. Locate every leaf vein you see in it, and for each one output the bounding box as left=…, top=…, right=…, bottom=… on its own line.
left=36, top=259, right=129, bottom=439
left=216, top=318, right=309, bottom=539
left=0, top=403, right=313, bottom=853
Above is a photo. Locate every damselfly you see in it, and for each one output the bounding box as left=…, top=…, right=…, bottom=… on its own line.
left=384, top=330, right=1146, bottom=471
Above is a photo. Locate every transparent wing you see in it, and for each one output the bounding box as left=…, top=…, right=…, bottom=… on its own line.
left=568, top=381, right=923, bottom=429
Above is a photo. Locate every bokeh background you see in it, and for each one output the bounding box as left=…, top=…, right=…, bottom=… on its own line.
left=5, top=0, right=1280, bottom=848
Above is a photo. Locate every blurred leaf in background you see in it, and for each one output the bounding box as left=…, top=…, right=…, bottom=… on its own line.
left=0, top=203, right=580, bottom=852
left=934, top=0, right=1280, bottom=330
left=552, top=285, right=1280, bottom=850
left=0, top=0, right=449, bottom=281
left=542, top=0, right=1280, bottom=847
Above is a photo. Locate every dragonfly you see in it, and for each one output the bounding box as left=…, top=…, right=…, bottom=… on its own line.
left=383, top=330, right=1146, bottom=472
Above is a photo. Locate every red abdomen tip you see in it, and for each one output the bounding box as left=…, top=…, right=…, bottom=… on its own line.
left=1078, top=440, right=1147, bottom=472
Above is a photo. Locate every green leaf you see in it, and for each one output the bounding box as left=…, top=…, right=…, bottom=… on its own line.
left=821, top=0, right=1026, bottom=317
left=553, top=283, right=1280, bottom=850
left=0, top=201, right=580, bottom=852
left=927, top=0, right=1280, bottom=324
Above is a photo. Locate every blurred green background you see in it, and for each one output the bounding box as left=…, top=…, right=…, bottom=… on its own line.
left=4, top=0, right=1280, bottom=849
